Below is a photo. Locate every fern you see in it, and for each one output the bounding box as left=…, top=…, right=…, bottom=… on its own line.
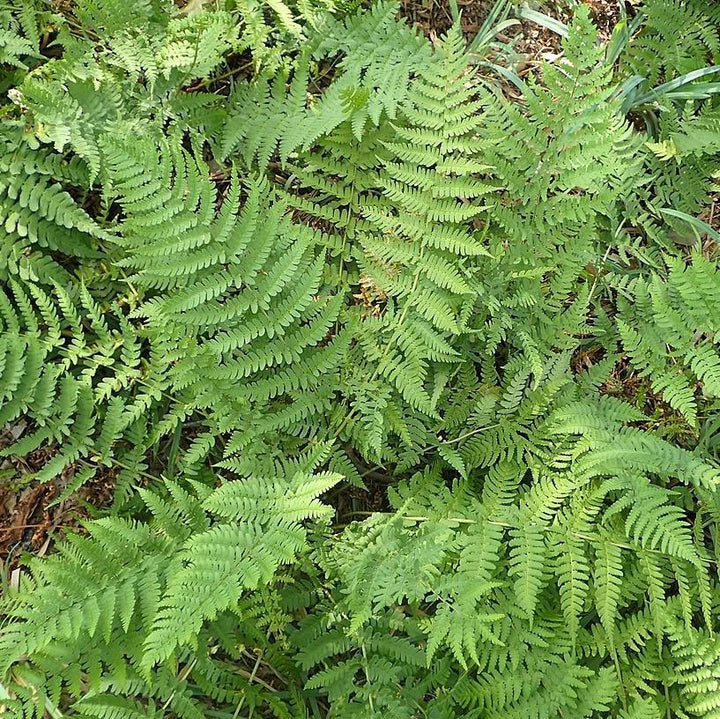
left=613, top=253, right=720, bottom=427
left=101, top=136, right=349, bottom=461
left=0, top=0, right=40, bottom=74
left=0, top=125, right=105, bottom=284
left=622, top=0, right=720, bottom=85
left=218, top=1, right=431, bottom=168
left=0, top=279, right=160, bottom=490
left=2, top=3, right=720, bottom=719
left=1, top=462, right=340, bottom=713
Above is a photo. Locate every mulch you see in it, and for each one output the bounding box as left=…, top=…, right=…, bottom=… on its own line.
left=400, top=0, right=566, bottom=60
left=0, top=429, right=116, bottom=580
left=399, top=0, right=634, bottom=56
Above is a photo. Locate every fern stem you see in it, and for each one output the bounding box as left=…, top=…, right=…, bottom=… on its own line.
left=587, top=243, right=613, bottom=304
left=187, top=60, right=255, bottom=91
left=159, top=657, right=198, bottom=713
left=232, top=651, right=265, bottom=718
left=440, top=422, right=503, bottom=445
left=360, top=642, right=375, bottom=713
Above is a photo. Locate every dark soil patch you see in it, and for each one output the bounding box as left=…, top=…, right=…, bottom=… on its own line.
left=399, top=0, right=493, bottom=39
left=699, top=189, right=720, bottom=258
left=399, top=1, right=631, bottom=62
left=600, top=359, right=699, bottom=447
left=586, top=0, right=623, bottom=41
left=0, top=429, right=117, bottom=578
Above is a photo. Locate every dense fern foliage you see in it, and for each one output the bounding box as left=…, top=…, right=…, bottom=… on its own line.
left=1, top=0, right=720, bottom=717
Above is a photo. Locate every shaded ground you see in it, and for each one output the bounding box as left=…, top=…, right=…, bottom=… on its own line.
left=399, top=0, right=625, bottom=53
left=400, top=0, right=565, bottom=58
left=0, top=431, right=116, bottom=578
left=400, top=0, right=491, bottom=37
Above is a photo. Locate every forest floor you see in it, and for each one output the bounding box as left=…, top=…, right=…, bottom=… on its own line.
left=0, top=434, right=117, bottom=577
